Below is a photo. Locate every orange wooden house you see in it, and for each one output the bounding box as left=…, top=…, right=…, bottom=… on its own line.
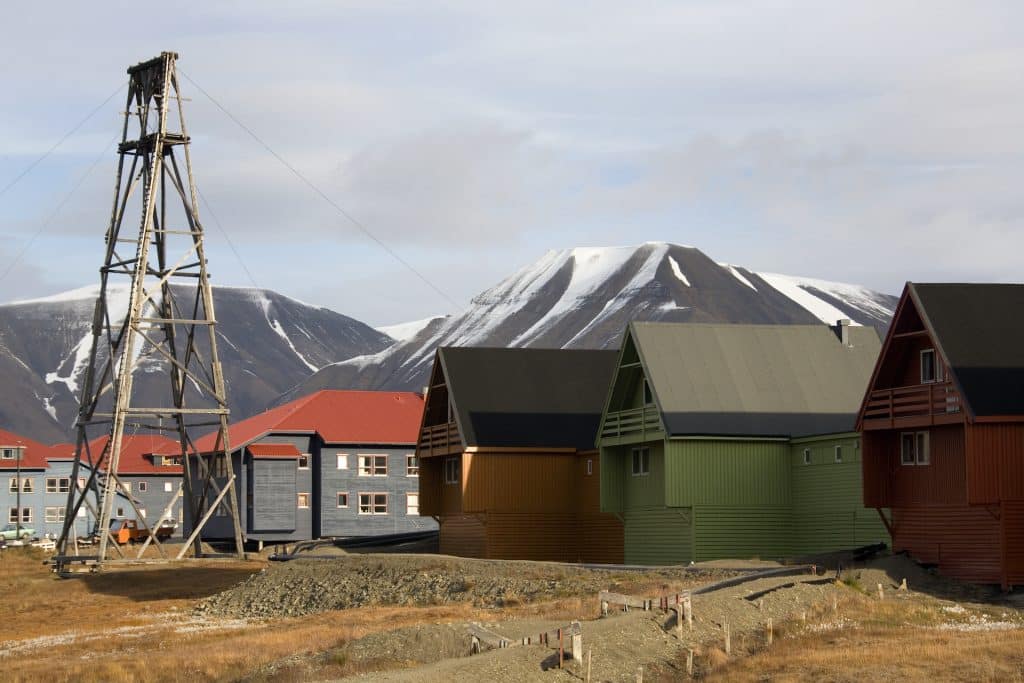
left=416, top=347, right=623, bottom=563
left=858, top=283, right=1024, bottom=588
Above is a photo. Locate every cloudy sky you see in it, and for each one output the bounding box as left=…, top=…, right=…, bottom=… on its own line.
left=1, top=2, right=1021, bottom=325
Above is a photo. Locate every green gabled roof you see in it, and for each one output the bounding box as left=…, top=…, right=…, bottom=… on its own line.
left=628, top=321, right=881, bottom=438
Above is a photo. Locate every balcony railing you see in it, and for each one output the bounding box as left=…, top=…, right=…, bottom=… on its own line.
left=601, top=405, right=662, bottom=440
left=862, top=382, right=963, bottom=427
left=418, top=422, right=462, bottom=456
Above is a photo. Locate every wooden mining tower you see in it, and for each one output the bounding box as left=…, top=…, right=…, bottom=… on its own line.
left=54, top=52, right=245, bottom=571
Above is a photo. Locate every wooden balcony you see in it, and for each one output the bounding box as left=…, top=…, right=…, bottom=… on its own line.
left=861, top=382, right=965, bottom=430
left=600, top=405, right=662, bottom=442
left=417, top=422, right=463, bottom=457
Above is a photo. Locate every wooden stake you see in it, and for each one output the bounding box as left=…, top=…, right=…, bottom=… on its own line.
left=899, top=578, right=908, bottom=591
left=636, top=665, right=643, bottom=682
left=684, top=595, right=693, bottom=630
left=767, top=618, right=773, bottom=646
left=686, top=649, right=694, bottom=678
left=832, top=594, right=838, bottom=611
left=877, top=583, right=885, bottom=600
left=601, top=600, right=609, bottom=617
left=559, top=628, right=564, bottom=669
left=801, top=611, right=807, bottom=624
left=587, top=649, right=592, bottom=683
left=724, top=623, right=731, bottom=656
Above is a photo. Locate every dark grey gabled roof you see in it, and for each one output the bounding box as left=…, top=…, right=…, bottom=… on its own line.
left=910, top=283, right=1024, bottom=417
left=439, top=347, right=619, bottom=450
left=630, top=321, right=881, bottom=438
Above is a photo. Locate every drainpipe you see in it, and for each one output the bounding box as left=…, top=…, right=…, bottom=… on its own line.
left=15, top=443, right=22, bottom=538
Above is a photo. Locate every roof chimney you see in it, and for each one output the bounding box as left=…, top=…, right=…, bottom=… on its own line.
left=833, top=319, right=852, bottom=346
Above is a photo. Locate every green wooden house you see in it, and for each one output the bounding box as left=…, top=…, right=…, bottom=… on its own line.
left=598, top=320, right=889, bottom=564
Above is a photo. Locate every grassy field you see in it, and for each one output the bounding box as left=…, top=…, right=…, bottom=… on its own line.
left=3, top=547, right=1023, bottom=682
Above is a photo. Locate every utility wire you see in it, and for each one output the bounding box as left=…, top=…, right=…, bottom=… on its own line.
left=196, top=186, right=261, bottom=291
left=178, top=68, right=464, bottom=312
left=0, top=133, right=120, bottom=287
left=0, top=82, right=126, bottom=201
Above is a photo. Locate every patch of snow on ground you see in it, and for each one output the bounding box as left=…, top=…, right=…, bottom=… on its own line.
left=41, top=396, right=57, bottom=421
left=668, top=256, right=691, bottom=286
left=719, top=263, right=758, bottom=291
left=376, top=316, right=445, bottom=343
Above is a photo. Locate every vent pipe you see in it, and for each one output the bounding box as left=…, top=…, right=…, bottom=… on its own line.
left=834, top=319, right=852, bottom=346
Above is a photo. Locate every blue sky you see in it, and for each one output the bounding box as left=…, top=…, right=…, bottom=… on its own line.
left=1, top=2, right=1022, bottom=325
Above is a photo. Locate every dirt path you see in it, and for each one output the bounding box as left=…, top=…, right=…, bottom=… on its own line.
left=333, top=570, right=837, bottom=682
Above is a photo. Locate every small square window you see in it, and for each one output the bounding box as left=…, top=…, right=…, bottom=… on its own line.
left=803, top=449, right=811, bottom=465
left=920, top=349, right=943, bottom=384
left=164, top=481, right=173, bottom=493
left=1, top=449, right=15, bottom=460
left=138, top=481, right=148, bottom=493
left=834, top=446, right=843, bottom=463
left=116, top=507, right=126, bottom=518
left=298, top=455, right=310, bottom=469
left=336, top=453, right=349, bottom=470
left=631, top=447, right=650, bottom=476
left=900, top=432, right=916, bottom=465
left=297, top=493, right=310, bottom=509
left=586, top=459, right=593, bottom=476
left=46, top=477, right=58, bottom=493
left=337, top=492, right=349, bottom=508
left=407, top=492, right=419, bottom=515
left=21, top=508, right=32, bottom=523
left=406, top=454, right=419, bottom=477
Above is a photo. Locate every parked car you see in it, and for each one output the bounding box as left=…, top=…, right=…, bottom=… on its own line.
left=0, top=524, right=34, bottom=541
left=109, top=519, right=175, bottom=545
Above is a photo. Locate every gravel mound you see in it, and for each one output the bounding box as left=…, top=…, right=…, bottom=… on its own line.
left=195, top=555, right=737, bottom=619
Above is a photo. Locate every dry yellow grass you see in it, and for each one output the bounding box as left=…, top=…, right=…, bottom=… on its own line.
left=699, top=590, right=1024, bottom=682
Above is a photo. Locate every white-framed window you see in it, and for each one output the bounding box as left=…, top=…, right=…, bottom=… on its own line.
left=336, top=453, right=349, bottom=470
left=20, top=508, right=32, bottom=523
left=631, top=447, right=650, bottom=476
left=337, top=492, right=349, bottom=508
left=8, top=478, right=17, bottom=494
left=358, top=492, right=388, bottom=515
left=45, top=507, right=65, bottom=524
left=358, top=454, right=388, bottom=477
left=1, top=448, right=16, bottom=460
left=77, top=477, right=86, bottom=490
left=444, top=457, right=459, bottom=485
left=164, top=481, right=173, bottom=493
left=920, top=349, right=943, bottom=383
left=115, top=507, right=126, bottom=518
left=297, top=493, right=310, bottom=509
left=138, top=481, right=148, bottom=493
left=803, top=448, right=811, bottom=465
left=122, top=481, right=131, bottom=494
left=46, top=477, right=58, bottom=493
left=834, top=446, right=843, bottom=463
left=406, top=454, right=419, bottom=477
left=7, top=508, right=17, bottom=523
left=10, top=477, right=33, bottom=493
left=900, top=431, right=931, bottom=466
left=138, top=508, right=146, bottom=518
left=77, top=507, right=86, bottom=518
left=298, top=454, right=310, bottom=470
left=586, top=459, right=593, bottom=476
left=407, top=492, right=419, bottom=515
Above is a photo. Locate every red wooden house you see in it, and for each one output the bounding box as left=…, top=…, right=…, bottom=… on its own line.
left=858, top=283, right=1024, bottom=588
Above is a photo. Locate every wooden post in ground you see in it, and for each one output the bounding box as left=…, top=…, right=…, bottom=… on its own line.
left=686, top=649, right=694, bottom=678
left=801, top=611, right=807, bottom=624
left=601, top=599, right=609, bottom=617
left=636, top=665, right=643, bottom=682
left=724, top=623, right=731, bottom=656
left=572, top=631, right=583, bottom=664
left=558, top=627, right=564, bottom=669
left=899, top=578, right=908, bottom=591
left=685, top=595, right=693, bottom=630
left=766, top=618, right=773, bottom=646
left=832, top=594, right=838, bottom=611
left=877, top=583, right=885, bottom=600
left=587, top=649, right=592, bottom=683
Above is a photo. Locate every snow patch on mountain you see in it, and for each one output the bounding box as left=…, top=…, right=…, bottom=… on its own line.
left=668, top=256, right=691, bottom=286
left=720, top=263, right=758, bottom=291
left=376, top=317, right=444, bottom=344
left=755, top=272, right=890, bottom=325
left=252, top=290, right=320, bottom=373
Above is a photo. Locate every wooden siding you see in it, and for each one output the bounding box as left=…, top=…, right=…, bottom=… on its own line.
left=891, top=505, right=1002, bottom=585
left=966, top=423, right=1024, bottom=504
left=417, top=454, right=462, bottom=516
left=863, top=426, right=967, bottom=508
left=693, top=505, right=791, bottom=561
left=1003, top=501, right=1024, bottom=588
left=665, top=440, right=789, bottom=507
left=438, top=514, right=486, bottom=558
left=790, top=436, right=889, bottom=553
left=624, top=507, right=692, bottom=565
left=461, top=452, right=578, bottom=514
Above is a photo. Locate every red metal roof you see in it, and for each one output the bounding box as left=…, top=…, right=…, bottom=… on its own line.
left=247, top=443, right=302, bottom=458
left=189, top=390, right=425, bottom=453
left=87, top=434, right=184, bottom=475
left=0, top=429, right=52, bottom=470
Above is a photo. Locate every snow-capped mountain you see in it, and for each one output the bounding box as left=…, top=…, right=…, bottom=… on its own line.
left=0, top=285, right=393, bottom=442
left=282, top=242, right=898, bottom=398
